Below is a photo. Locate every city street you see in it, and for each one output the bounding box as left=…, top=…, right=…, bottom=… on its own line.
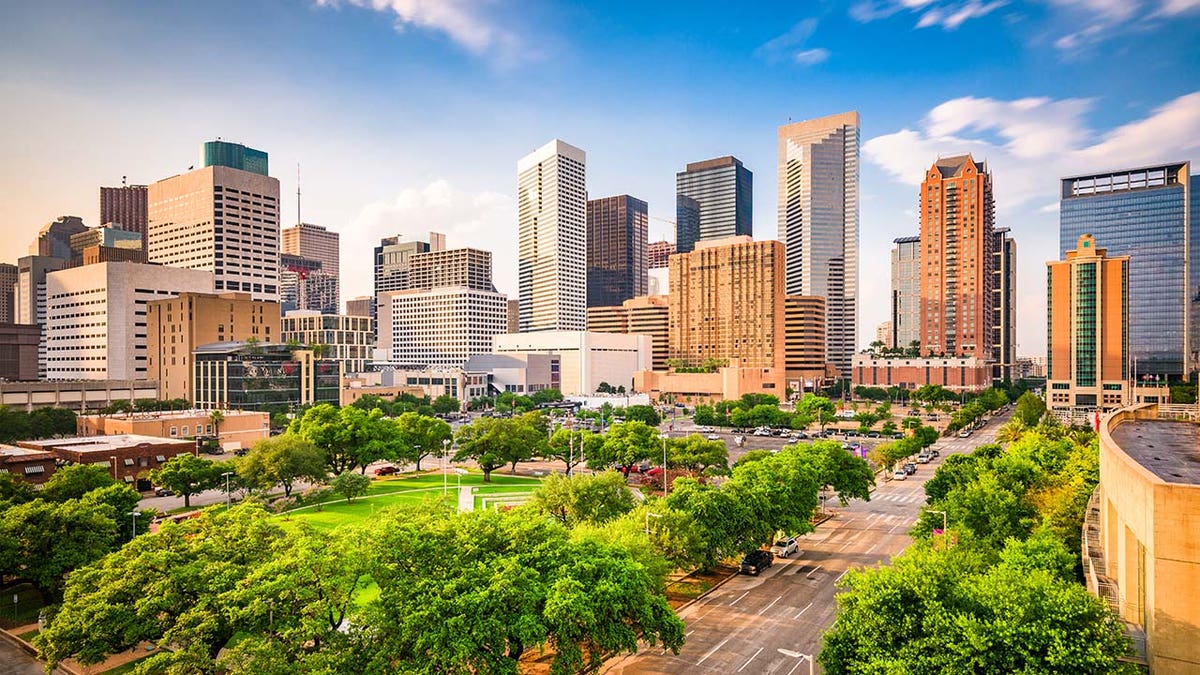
left=603, top=414, right=1005, bottom=674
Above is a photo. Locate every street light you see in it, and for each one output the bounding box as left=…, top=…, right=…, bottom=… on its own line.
left=453, top=468, right=469, bottom=512
left=658, top=433, right=669, bottom=496
left=128, top=510, right=139, bottom=539
left=777, top=649, right=814, bottom=675
left=929, top=509, right=948, bottom=534
left=441, top=439, right=451, bottom=495
left=221, top=471, right=233, bottom=509
left=110, top=455, right=118, bottom=481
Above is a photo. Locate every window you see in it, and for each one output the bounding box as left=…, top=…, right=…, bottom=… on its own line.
left=155, top=455, right=167, bottom=462
left=182, top=425, right=190, bottom=436
left=123, top=458, right=135, bottom=466
left=169, top=426, right=177, bottom=437
left=24, top=465, right=46, bottom=474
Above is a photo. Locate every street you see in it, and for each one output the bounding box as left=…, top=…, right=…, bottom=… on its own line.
left=603, top=414, right=1004, bottom=674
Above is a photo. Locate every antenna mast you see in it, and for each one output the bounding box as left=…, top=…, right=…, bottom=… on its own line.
left=296, top=163, right=301, bottom=226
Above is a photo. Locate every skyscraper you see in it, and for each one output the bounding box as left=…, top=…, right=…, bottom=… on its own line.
left=890, top=235, right=921, bottom=352
left=15, top=255, right=65, bottom=378
left=586, top=195, right=648, bottom=308
left=675, top=156, right=752, bottom=249
left=29, top=216, right=89, bottom=259
left=777, top=111, right=860, bottom=377
left=374, top=235, right=431, bottom=296
left=283, top=223, right=339, bottom=286
left=0, top=263, right=17, bottom=324
left=674, top=195, right=701, bottom=254
left=1060, top=162, right=1196, bottom=380
left=918, top=154, right=995, bottom=361
left=517, top=139, right=587, bottom=332
left=100, top=184, right=149, bottom=246
left=1046, top=234, right=1129, bottom=410
left=202, top=140, right=269, bottom=176
left=279, top=253, right=338, bottom=314
left=148, top=150, right=280, bottom=303
left=992, top=228, right=1017, bottom=381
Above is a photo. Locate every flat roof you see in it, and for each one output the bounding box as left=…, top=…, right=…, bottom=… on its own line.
left=1111, top=419, right=1200, bottom=485
left=0, top=444, right=53, bottom=458
left=19, top=434, right=193, bottom=454
left=78, top=409, right=266, bottom=421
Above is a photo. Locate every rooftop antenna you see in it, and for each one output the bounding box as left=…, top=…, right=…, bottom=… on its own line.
left=122, top=175, right=127, bottom=187
left=296, top=162, right=301, bottom=226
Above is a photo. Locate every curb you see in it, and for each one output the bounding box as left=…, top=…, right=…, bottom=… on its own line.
left=0, top=627, right=78, bottom=675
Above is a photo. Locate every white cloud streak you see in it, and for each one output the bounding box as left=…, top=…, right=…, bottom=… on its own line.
left=755, top=19, right=831, bottom=66
left=851, top=0, right=1005, bottom=29
left=314, top=0, right=520, bottom=59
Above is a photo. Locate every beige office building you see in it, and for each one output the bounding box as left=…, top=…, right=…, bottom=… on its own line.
left=282, top=222, right=339, bottom=279
left=785, top=295, right=827, bottom=381
left=147, top=291, right=280, bottom=401
left=493, top=331, right=651, bottom=396
left=76, top=409, right=270, bottom=449
left=281, top=310, right=374, bottom=374
left=148, top=164, right=280, bottom=302
left=587, top=295, right=670, bottom=370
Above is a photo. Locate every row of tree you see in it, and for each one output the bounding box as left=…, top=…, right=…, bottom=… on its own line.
left=694, top=393, right=839, bottom=430
left=0, top=405, right=76, bottom=443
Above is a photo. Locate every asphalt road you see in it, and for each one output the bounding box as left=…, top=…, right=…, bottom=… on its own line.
left=603, top=414, right=1006, bottom=674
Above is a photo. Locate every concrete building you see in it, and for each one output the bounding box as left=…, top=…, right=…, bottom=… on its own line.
left=493, top=331, right=651, bottom=396
left=675, top=195, right=701, bottom=254
left=0, top=379, right=159, bottom=412
left=0, top=323, right=40, bottom=381
left=77, top=244, right=148, bottom=267
left=993, top=227, right=1017, bottom=382
left=346, top=295, right=372, bottom=317
left=676, top=156, right=752, bottom=250
left=148, top=160, right=280, bottom=302
left=282, top=222, right=339, bottom=280
left=507, top=299, right=520, bottom=334
left=587, top=295, right=670, bottom=370
left=586, top=195, right=648, bottom=309
left=69, top=226, right=142, bottom=257
left=891, top=235, right=921, bottom=351
left=193, top=342, right=340, bottom=411
left=76, top=409, right=270, bottom=450
left=279, top=253, right=338, bottom=314
left=636, top=367, right=788, bottom=405
left=919, top=154, right=995, bottom=360
left=29, top=216, right=89, bottom=259
left=378, top=287, right=510, bottom=369
left=1088, top=404, right=1200, bottom=673
left=1046, top=234, right=1130, bottom=411
left=875, top=321, right=894, bottom=349
left=15, top=255, right=66, bottom=378
left=17, top=434, right=194, bottom=490
left=1060, top=162, right=1197, bottom=380
left=785, top=295, right=828, bottom=390
left=408, top=247, right=497, bottom=292
left=0, top=262, right=16, bottom=324
left=100, top=184, right=149, bottom=247
left=648, top=240, right=674, bottom=269
left=0, top=444, right=56, bottom=485
left=518, top=139, right=587, bottom=332
left=375, top=235, right=431, bottom=296
left=851, top=354, right=993, bottom=392
left=44, top=262, right=213, bottom=381
left=339, top=379, right=428, bottom=408
left=366, top=367, right=489, bottom=402
left=281, top=310, right=374, bottom=374
left=465, top=353, right=560, bottom=396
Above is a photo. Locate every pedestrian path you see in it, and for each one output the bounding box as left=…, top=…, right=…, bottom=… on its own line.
left=873, top=493, right=923, bottom=504
left=458, top=485, right=473, bottom=512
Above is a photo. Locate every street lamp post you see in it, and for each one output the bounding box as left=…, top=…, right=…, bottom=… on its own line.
left=110, top=455, right=118, bottom=481
left=929, top=509, right=948, bottom=533
left=453, top=468, right=469, bottom=513
left=658, top=433, right=669, bottom=496
left=441, top=438, right=451, bottom=495
left=128, top=510, right=139, bottom=539
left=221, top=471, right=233, bottom=509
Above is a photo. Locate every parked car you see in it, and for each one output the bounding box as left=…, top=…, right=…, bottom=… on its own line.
left=644, top=466, right=663, bottom=478
left=794, top=431, right=809, bottom=440
left=706, top=434, right=721, bottom=441
left=892, top=469, right=908, bottom=481
left=753, top=428, right=772, bottom=437
left=867, top=431, right=881, bottom=438
left=374, top=465, right=400, bottom=476
left=958, top=430, right=972, bottom=439
left=930, top=448, right=940, bottom=458
left=917, top=452, right=932, bottom=464
left=739, top=549, right=774, bottom=575
left=154, top=487, right=174, bottom=497
left=903, top=462, right=917, bottom=475
left=770, top=537, right=799, bottom=558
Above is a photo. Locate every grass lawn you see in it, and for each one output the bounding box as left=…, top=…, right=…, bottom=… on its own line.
left=0, top=583, right=44, bottom=629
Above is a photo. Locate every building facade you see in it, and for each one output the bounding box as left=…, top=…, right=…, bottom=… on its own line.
left=675, top=195, right=701, bottom=254
left=378, top=288, right=509, bottom=369
left=492, top=331, right=651, bottom=396
left=891, top=235, right=921, bottom=351
left=1046, top=235, right=1129, bottom=410
left=0, top=379, right=158, bottom=412
left=282, top=222, right=339, bottom=308
left=202, top=140, right=269, bottom=175
left=875, top=320, right=894, bottom=350
left=281, top=310, right=374, bottom=374
left=374, top=235, right=431, bottom=295
left=0, top=263, right=16, bottom=324
left=1060, top=162, right=1197, bottom=380
left=76, top=409, right=270, bottom=450
left=147, top=291, right=280, bottom=402
left=0, top=323, right=40, bottom=381
left=784, top=295, right=827, bottom=382
left=29, top=216, right=89, bottom=259
left=148, top=163, right=280, bottom=302
left=676, top=156, right=752, bottom=249
left=586, top=195, right=648, bottom=308
left=518, top=139, right=587, bottom=332
left=647, top=240, right=674, bottom=269
left=68, top=226, right=143, bottom=265
left=346, top=295, right=372, bottom=317
left=587, top=295, right=670, bottom=370
left=15, top=255, right=66, bottom=378
left=279, top=253, right=338, bottom=314
left=919, top=155, right=995, bottom=360
left=17, top=434, right=194, bottom=490
left=777, top=112, right=860, bottom=378
left=407, top=247, right=497, bottom=292
left=0, top=445, right=56, bottom=485
left=193, top=342, right=339, bottom=411
left=44, top=262, right=214, bottom=381
left=464, top=353, right=561, bottom=396
left=992, top=228, right=1017, bottom=381
left=851, top=354, right=993, bottom=392
left=100, top=184, right=149, bottom=246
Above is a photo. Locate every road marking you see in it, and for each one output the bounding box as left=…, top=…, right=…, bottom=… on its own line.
left=835, top=569, right=850, bottom=583
left=756, top=595, right=782, bottom=615
left=686, top=630, right=694, bottom=637
left=888, top=522, right=906, bottom=534
left=696, top=637, right=730, bottom=665
left=737, top=647, right=764, bottom=672
left=793, top=602, right=814, bottom=619
left=866, top=542, right=880, bottom=554
left=785, top=654, right=810, bottom=675
left=729, top=591, right=750, bottom=606
left=806, top=564, right=823, bottom=579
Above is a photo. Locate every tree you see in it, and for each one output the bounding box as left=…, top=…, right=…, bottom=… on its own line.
left=797, top=394, right=836, bottom=429
left=148, top=453, right=222, bottom=508
left=80, top=483, right=149, bottom=542
left=587, top=421, right=660, bottom=476
left=529, top=472, right=637, bottom=527
left=0, top=498, right=119, bottom=602
left=795, top=440, right=873, bottom=505
left=1015, top=391, right=1047, bottom=426
left=544, top=427, right=600, bottom=475
left=454, top=414, right=543, bottom=482
left=209, top=408, right=225, bottom=441
left=330, top=471, right=371, bottom=503
left=236, top=434, right=327, bottom=498
left=40, top=463, right=116, bottom=502
left=0, top=472, right=37, bottom=505
left=431, top=394, right=460, bottom=414
left=27, top=407, right=77, bottom=438
left=393, top=411, right=453, bottom=471
left=290, top=404, right=399, bottom=474
left=668, top=434, right=729, bottom=475
left=596, top=381, right=613, bottom=394
left=531, top=388, right=564, bottom=404
left=0, top=405, right=32, bottom=442
left=622, top=404, right=662, bottom=426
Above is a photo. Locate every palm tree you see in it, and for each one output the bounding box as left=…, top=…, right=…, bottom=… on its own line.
left=996, top=417, right=1026, bottom=445
left=209, top=409, right=225, bottom=442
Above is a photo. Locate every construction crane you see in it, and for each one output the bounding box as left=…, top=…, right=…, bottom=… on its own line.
left=648, top=215, right=677, bottom=244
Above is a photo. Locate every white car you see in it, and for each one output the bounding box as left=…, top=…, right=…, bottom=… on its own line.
left=770, top=537, right=799, bottom=558
left=753, top=428, right=772, bottom=437
left=958, top=430, right=972, bottom=439
left=892, top=469, right=908, bottom=481
left=706, top=434, right=720, bottom=441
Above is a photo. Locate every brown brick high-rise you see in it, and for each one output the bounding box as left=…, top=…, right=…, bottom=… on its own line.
left=100, top=185, right=148, bottom=247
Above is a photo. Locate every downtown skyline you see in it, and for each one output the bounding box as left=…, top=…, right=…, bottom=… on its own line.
left=2, top=1, right=1198, bottom=359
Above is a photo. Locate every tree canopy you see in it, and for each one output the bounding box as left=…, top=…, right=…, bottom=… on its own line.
left=148, top=453, right=223, bottom=508
left=236, top=434, right=327, bottom=498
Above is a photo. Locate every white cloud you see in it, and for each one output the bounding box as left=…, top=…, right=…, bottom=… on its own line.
left=1158, top=0, right=1200, bottom=15
left=341, top=180, right=517, bottom=299
left=795, top=48, right=831, bottom=65
left=851, top=0, right=1005, bottom=29
left=755, top=19, right=830, bottom=66
left=314, top=0, right=520, bottom=60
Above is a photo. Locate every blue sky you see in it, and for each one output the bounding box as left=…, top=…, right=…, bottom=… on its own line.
left=2, top=0, right=1198, bottom=357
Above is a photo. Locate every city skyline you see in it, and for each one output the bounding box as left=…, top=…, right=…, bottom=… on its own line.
left=1, top=2, right=1198, bottom=357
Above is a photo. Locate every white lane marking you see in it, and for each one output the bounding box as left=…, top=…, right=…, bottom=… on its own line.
left=805, top=564, right=823, bottom=579
left=835, top=569, right=850, bottom=583
left=697, top=637, right=730, bottom=665
left=785, top=654, right=810, bottom=675
left=686, top=630, right=695, bottom=637
left=757, top=595, right=782, bottom=615
left=793, top=602, right=814, bottom=619
left=837, top=540, right=853, bottom=552
left=888, top=522, right=906, bottom=534
left=737, top=647, right=764, bottom=672
left=729, top=591, right=750, bottom=606
left=866, top=542, right=880, bottom=554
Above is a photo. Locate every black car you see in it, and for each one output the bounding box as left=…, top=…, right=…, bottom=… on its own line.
left=902, top=462, right=918, bottom=475
left=739, top=549, right=774, bottom=575
left=154, top=487, right=174, bottom=497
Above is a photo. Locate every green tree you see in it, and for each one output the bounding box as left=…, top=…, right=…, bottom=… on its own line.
left=1015, top=391, right=1048, bottom=426
left=668, top=434, right=729, bottom=475
left=290, top=404, right=399, bottom=474
left=80, top=483, right=149, bottom=542
left=0, top=472, right=37, bottom=505
left=0, top=498, right=119, bottom=602
left=622, top=404, right=662, bottom=426
left=393, top=411, right=453, bottom=471
left=529, top=472, right=637, bottom=527
left=0, top=405, right=32, bottom=442
left=795, top=440, right=874, bottom=505
left=209, top=408, right=225, bottom=440
left=797, top=394, right=836, bottom=429
left=545, top=426, right=600, bottom=475
left=148, top=453, right=222, bottom=508
left=329, top=471, right=371, bottom=503
left=531, top=388, right=564, bottom=404
left=236, top=434, right=327, bottom=498
left=431, top=394, right=460, bottom=414
left=454, top=414, right=543, bottom=482
left=40, top=463, right=116, bottom=502
left=27, top=407, right=77, bottom=438
left=587, top=420, right=660, bottom=476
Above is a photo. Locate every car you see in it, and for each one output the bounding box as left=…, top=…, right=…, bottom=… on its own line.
left=909, top=409, right=922, bottom=416
left=154, top=487, right=174, bottom=497
left=770, top=537, right=799, bottom=558
left=958, top=430, right=972, bottom=439
left=892, top=469, right=908, bottom=481
left=903, top=462, right=917, bottom=475
left=706, top=433, right=721, bottom=441
left=374, top=465, right=400, bottom=476
left=733, top=435, right=745, bottom=446
left=739, top=549, right=774, bottom=575
left=794, top=431, right=809, bottom=439
left=644, top=466, right=663, bottom=477
left=753, top=428, right=772, bottom=437
left=916, top=452, right=932, bottom=463
left=867, top=431, right=881, bottom=438
left=931, top=448, right=940, bottom=457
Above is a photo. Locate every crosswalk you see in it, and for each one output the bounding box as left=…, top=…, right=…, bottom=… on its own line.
left=871, top=492, right=924, bottom=504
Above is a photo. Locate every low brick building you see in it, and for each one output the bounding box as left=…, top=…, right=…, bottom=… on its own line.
left=76, top=409, right=270, bottom=451
left=0, top=444, right=57, bottom=484
left=17, top=434, right=194, bottom=491
left=851, top=354, right=992, bottom=392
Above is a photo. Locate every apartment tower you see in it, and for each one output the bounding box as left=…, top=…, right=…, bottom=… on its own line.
left=675, top=157, right=752, bottom=253
left=992, top=228, right=1017, bottom=381
left=918, top=154, right=995, bottom=360
left=586, top=195, right=648, bottom=308
left=777, top=112, right=860, bottom=377
left=100, top=184, right=149, bottom=246
left=648, top=240, right=674, bottom=269
left=890, top=236, right=921, bottom=352
left=517, top=139, right=587, bottom=332
left=282, top=222, right=340, bottom=308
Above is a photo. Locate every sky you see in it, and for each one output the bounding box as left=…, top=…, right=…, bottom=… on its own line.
left=1, top=0, right=1198, bottom=358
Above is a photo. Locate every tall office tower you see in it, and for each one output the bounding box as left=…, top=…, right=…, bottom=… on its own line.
left=0, top=263, right=16, bottom=324
left=992, top=228, right=1017, bottom=381
left=675, top=156, right=752, bottom=249
left=648, top=240, right=674, bottom=269
left=100, top=184, right=149, bottom=246
left=668, top=236, right=785, bottom=369
left=586, top=195, right=648, bottom=308
left=517, top=139, right=587, bottom=332
left=345, top=296, right=372, bottom=317
left=890, top=235, right=921, bottom=351
left=1060, top=163, right=1197, bottom=380
left=147, top=291, right=280, bottom=401
left=279, top=253, right=338, bottom=314
left=407, top=248, right=497, bottom=291
left=777, top=112, right=860, bottom=377
left=282, top=311, right=374, bottom=374
left=282, top=223, right=340, bottom=306
left=918, top=154, right=995, bottom=360
left=29, top=216, right=89, bottom=259
left=374, top=235, right=431, bottom=295
left=68, top=226, right=145, bottom=267
left=675, top=195, right=701, bottom=254
left=1046, top=234, right=1129, bottom=410
left=15, top=255, right=66, bottom=378
left=148, top=153, right=281, bottom=303
left=588, top=295, right=670, bottom=370
left=44, top=262, right=213, bottom=380
left=429, top=231, right=446, bottom=252
left=202, top=140, right=269, bottom=175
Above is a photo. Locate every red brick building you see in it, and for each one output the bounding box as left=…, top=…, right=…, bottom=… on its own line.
left=852, top=354, right=992, bottom=392
left=0, top=444, right=57, bottom=484
left=17, top=434, right=194, bottom=490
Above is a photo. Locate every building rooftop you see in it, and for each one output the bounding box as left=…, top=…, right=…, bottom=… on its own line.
left=77, top=409, right=267, bottom=421
left=0, top=444, right=54, bottom=458
left=1111, top=419, right=1200, bottom=485
left=17, top=434, right=193, bottom=454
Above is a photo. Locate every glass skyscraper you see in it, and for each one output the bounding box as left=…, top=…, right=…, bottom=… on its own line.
left=1059, top=162, right=1196, bottom=380
left=202, top=140, right=269, bottom=176
left=675, top=156, right=752, bottom=250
